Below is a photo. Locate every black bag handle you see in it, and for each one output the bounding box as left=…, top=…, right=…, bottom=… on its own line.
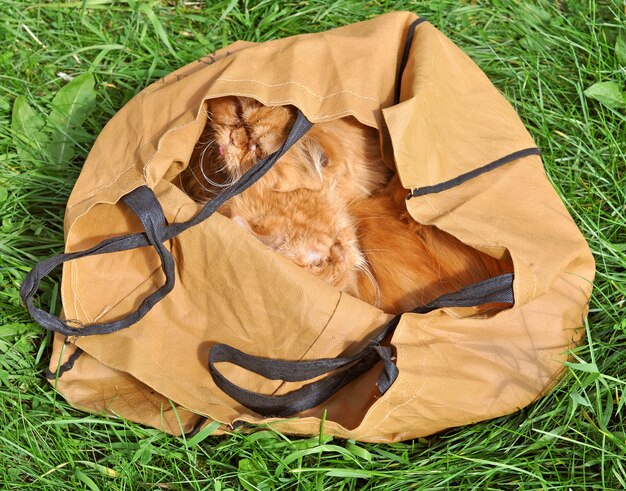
left=208, top=273, right=514, bottom=417
left=395, top=17, right=428, bottom=104
left=20, top=110, right=313, bottom=337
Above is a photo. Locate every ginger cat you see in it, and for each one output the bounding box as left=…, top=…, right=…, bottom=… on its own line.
left=351, top=176, right=512, bottom=313
left=180, top=96, right=389, bottom=295
left=179, top=96, right=512, bottom=315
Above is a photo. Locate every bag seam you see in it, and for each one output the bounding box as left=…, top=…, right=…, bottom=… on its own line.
left=215, top=77, right=378, bottom=102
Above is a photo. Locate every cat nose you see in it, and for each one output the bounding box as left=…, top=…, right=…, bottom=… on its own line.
left=229, top=127, right=247, bottom=149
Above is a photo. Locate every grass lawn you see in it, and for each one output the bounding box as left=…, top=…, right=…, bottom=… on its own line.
left=1, top=0, right=625, bottom=489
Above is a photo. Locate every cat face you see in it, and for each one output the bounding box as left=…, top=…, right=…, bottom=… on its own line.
left=206, top=96, right=296, bottom=179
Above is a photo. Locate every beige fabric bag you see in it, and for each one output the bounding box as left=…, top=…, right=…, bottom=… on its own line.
left=22, top=12, right=594, bottom=443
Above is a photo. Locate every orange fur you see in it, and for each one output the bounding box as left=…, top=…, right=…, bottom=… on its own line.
left=180, top=96, right=389, bottom=295
left=181, top=96, right=297, bottom=200
left=228, top=184, right=365, bottom=293
left=179, top=96, right=512, bottom=315
left=351, top=177, right=512, bottom=314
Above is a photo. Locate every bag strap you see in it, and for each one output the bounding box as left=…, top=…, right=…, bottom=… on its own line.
left=20, top=110, right=313, bottom=337
left=394, top=17, right=428, bottom=105
left=208, top=272, right=514, bottom=417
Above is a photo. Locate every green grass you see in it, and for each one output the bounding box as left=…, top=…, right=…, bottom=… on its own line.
left=1, top=0, right=625, bottom=489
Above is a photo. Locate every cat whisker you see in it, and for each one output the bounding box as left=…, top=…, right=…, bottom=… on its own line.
left=214, top=161, right=236, bottom=176
left=197, top=144, right=241, bottom=189
left=198, top=106, right=213, bottom=122
left=186, top=164, right=218, bottom=195
left=198, top=140, right=216, bottom=164
left=360, top=247, right=410, bottom=262
left=199, top=164, right=239, bottom=189
left=195, top=136, right=216, bottom=147
left=327, top=197, right=355, bottom=228
left=355, top=260, right=380, bottom=307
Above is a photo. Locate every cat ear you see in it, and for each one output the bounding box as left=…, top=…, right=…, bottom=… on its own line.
left=272, top=138, right=326, bottom=192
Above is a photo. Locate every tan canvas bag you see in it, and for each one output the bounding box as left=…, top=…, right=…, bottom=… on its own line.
left=21, top=11, right=594, bottom=443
